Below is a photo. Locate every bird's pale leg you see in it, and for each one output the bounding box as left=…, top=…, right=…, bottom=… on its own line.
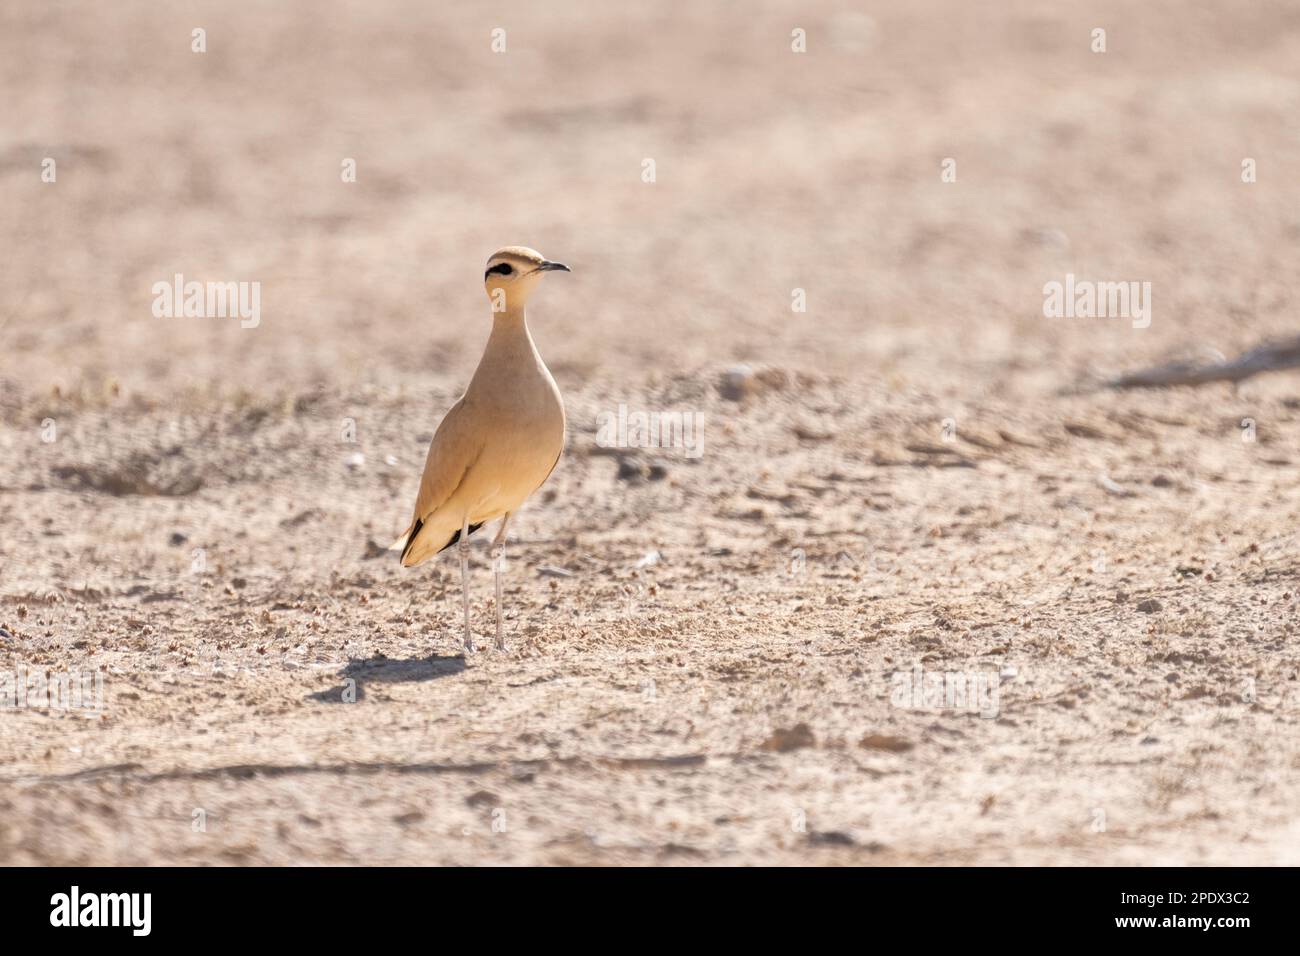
left=458, top=515, right=474, bottom=654
left=491, top=513, right=512, bottom=651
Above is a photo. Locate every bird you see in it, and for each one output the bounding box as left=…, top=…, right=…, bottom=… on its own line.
left=394, top=246, right=570, bottom=653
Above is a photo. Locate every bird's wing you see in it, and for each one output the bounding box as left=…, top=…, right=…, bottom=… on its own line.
left=395, top=400, right=488, bottom=564
left=393, top=398, right=484, bottom=562
left=413, top=397, right=482, bottom=523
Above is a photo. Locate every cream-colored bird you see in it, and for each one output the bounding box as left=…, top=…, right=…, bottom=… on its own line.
left=394, top=246, right=569, bottom=653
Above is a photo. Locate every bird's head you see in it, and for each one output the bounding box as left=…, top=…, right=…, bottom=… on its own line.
left=483, top=246, right=570, bottom=313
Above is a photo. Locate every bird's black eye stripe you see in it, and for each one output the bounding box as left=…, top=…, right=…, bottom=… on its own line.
left=485, top=262, right=513, bottom=278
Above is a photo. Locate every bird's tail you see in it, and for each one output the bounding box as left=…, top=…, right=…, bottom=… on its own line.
left=391, top=518, right=423, bottom=565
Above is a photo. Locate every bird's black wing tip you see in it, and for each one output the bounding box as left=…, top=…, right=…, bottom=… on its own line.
left=399, top=518, right=423, bottom=564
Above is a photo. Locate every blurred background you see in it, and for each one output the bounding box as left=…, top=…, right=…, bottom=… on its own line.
left=4, top=0, right=1298, bottom=400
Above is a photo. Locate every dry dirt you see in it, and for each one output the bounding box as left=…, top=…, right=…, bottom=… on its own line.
left=2, top=1, right=1300, bottom=865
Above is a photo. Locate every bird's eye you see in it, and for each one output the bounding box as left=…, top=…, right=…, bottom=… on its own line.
left=485, top=262, right=513, bottom=278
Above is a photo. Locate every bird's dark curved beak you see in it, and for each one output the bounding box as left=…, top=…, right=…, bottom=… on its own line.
left=538, top=260, right=571, bottom=273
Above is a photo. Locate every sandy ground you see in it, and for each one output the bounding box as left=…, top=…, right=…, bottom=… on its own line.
left=2, top=1, right=1300, bottom=865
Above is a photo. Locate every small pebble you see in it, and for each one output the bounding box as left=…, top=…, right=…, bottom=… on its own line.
left=720, top=364, right=755, bottom=401
left=616, top=457, right=646, bottom=482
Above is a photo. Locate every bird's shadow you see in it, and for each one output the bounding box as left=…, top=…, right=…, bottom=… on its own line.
left=307, top=654, right=466, bottom=703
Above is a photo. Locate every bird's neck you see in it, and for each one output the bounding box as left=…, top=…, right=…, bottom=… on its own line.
left=488, top=307, right=531, bottom=342
left=482, top=307, right=544, bottom=368
left=468, top=305, right=560, bottom=409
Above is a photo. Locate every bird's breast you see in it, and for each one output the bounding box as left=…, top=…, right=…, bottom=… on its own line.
left=461, top=319, right=565, bottom=509
left=467, top=363, right=563, bottom=478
